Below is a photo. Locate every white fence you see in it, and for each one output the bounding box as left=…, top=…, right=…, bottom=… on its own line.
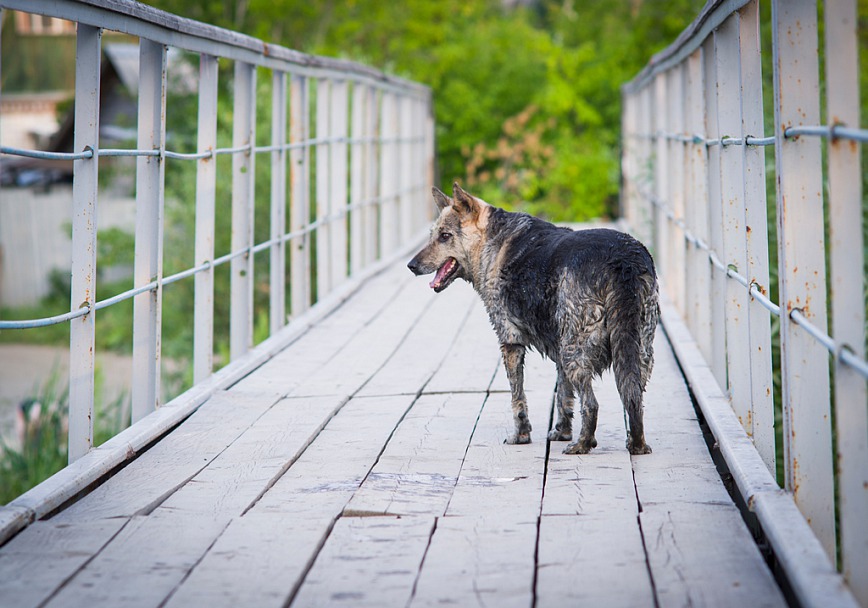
left=622, top=1, right=866, bottom=605
left=0, top=1, right=434, bottom=462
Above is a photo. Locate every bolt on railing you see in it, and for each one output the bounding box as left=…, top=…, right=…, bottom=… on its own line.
left=622, top=1, right=866, bottom=605
left=0, top=0, right=435, bottom=463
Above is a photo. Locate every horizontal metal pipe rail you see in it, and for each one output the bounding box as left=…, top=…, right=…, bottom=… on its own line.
left=0, top=1, right=435, bottom=467
left=621, top=1, right=866, bottom=606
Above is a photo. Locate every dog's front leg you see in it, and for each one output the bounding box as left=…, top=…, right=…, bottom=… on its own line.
left=501, top=344, right=532, bottom=444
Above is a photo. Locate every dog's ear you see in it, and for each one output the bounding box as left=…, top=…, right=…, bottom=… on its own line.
left=432, top=187, right=452, bottom=212
left=452, top=182, right=480, bottom=220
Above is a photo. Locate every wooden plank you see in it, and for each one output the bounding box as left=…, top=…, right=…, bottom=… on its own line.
left=409, top=514, right=537, bottom=608
left=641, top=504, right=786, bottom=608
left=293, top=515, right=435, bottom=607
left=355, top=283, right=476, bottom=397
left=230, top=263, right=413, bottom=396
left=423, top=299, right=501, bottom=394
left=632, top=330, right=732, bottom=508
left=165, top=512, right=334, bottom=608
left=296, top=280, right=462, bottom=398
left=166, top=395, right=415, bottom=607
left=0, top=519, right=127, bottom=608
left=542, top=370, right=639, bottom=517
left=344, top=392, right=487, bottom=517
left=53, top=389, right=282, bottom=522
left=537, top=512, right=654, bottom=607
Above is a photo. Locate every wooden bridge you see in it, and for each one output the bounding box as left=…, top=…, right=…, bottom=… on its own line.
left=0, top=1, right=865, bottom=607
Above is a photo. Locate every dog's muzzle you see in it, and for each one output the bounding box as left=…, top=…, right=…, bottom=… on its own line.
left=407, top=256, right=424, bottom=276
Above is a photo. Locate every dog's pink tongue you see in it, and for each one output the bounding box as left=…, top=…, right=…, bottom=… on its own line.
left=429, top=260, right=452, bottom=289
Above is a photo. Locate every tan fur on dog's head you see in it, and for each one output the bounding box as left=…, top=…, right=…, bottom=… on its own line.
left=407, top=182, right=489, bottom=292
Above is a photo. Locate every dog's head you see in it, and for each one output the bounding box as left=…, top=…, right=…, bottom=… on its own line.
left=407, top=182, right=488, bottom=292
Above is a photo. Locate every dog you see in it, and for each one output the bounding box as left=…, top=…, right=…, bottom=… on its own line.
left=407, top=183, right=658, bottom=455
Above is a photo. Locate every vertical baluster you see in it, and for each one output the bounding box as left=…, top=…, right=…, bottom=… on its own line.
left=230, top=62, right=256, bottom=360
left=715, top=16, right=753, bottom=438
left=771, top=0, right=834, bottom=559
left=825, top=0, right=868, bottom=597
left=686, top=48, right=712, bottom=365
left=399, top=96, right=414, bottom=244
left=652, top=74, right=669, bottom=280
left=193, top=54, right=218, bottom=384
left=290, top=75, right=311, bottom=317
left=703, top=37, right=727, bottom=389
left=366, top=87, right=381, bottom=264
left=315, top=78, right=331, bottom=300
left=738, top=0, right=775, bottom=475
left=330, top=80, right=348, bottom=290
left=379, top=92, right=398, bottom=256
left=132, top=39, right=168, bottom=423
left=68, top=24, right=101, bottom=463
left=668, top=67, right=686, bottom=315
left=350, top=82, right=366, bottom=276
left=270, top=71, right=287, bottom=335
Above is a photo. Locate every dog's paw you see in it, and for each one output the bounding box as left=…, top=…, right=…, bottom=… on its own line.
left=563, top=437, right=596, bottom=454
left=547, top=428, right=572, bottom=441
left=504, top=433, right=532, bottom=445
left=627, top=440, right=652, bottom=455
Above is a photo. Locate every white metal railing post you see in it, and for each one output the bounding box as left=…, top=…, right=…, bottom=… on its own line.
left=193, top=54, right=218, bottom=384
left=315, top=78, right=332, bottom=299
left=289, top=75, right=311, bottom=317
left=684, top=49, right=712, bottom=363
left=714, top=15, right=752, bottom=439
left=771, top=0, right=835, bottom=560
left=329, top=79, right=349, bottom=291
left=270, top=70, right=288, bottom=335
left=667, top=66, right=686, bottom=315
left=380, top=92, right=398, bottom=256
left=652, top=74, right=668, bottom=283
left=350, top=83, right=366, bottom=276
left=68, top=23, right=102, bottom=463
left=702, top=37, right=727, bottom=389
left=132, top=39, right=168, bottom=422
left=825, top=0, right=868, bottom=599
left=230, top=61, right=256, bottom=361
left=737, top=0, right=775, bottom=475
left=366, top=87, right=381, bottom=264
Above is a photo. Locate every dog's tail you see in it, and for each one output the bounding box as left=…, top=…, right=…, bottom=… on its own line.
left=608, top=263, right=658, bottom=410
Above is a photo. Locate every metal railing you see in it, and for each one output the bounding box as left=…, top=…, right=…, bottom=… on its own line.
left=0, top=1, right=434, bottom=461
left=621, top=1, right=866, bottom=605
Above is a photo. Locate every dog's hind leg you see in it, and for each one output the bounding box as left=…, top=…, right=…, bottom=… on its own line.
left=501, top=344, right=532, bottom=444
left=563, top=374, right=599, bottom=454
left=548, top=364, right=574, bottom=441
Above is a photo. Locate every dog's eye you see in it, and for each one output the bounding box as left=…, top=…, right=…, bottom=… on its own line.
left=438, top=232, right=452, bottom=243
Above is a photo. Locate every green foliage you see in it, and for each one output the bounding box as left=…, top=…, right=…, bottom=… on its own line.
left=0, top=368, right=127, bottom=505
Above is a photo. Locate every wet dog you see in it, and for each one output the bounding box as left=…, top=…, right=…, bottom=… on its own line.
left=407, top=183, right=658, bottom=454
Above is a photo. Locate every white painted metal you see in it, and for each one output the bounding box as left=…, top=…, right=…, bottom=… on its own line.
left=714, top=15, right=752, bottom=437
left=702, top=37, right=727, bottom=390
left=771, top=0, right=835, bottom=560
left=350, top=83, right=366, bottom=276
left=365, top=87, right=381, bottom=264
left=684, top=49, right=712, bottom=364
left=667, top=66, right=686, bottom=316
left=289, top=75, right=311, bottom=317
left=825, top=1, right=868, bottom=601
left=329, top=79, right=349, bottom=290
left=737, top=0, right=775, bottom=476
left=269, top=71, right=288, bottom=335
left=379, top=92, right=398, bottom=256
left=68, top=23, right=102, bottom=463
left=652, top=74, right=669, bottom=287
left=193, top=54, right=218, bottom=384
left=315, top=78, right=332, bottom=300
left=132, top=39, right=168, bottom=422
left=230, top=61, right=256, bottom=361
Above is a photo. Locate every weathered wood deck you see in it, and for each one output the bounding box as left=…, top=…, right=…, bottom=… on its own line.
left=0, top=257, right=787, bottom=608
